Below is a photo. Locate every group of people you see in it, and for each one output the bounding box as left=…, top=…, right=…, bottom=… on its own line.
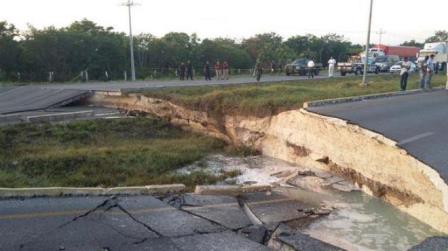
left=178, top=61, right=194, bottom=80
left=417, top=54, right=436, bottom=90
left=400, top=54, right=436, bottom=91
left=309, top=57, right=336, bottom=79
left=212, top=61, right=230, bottom=81
left=181, top=61, right=230, bottom=81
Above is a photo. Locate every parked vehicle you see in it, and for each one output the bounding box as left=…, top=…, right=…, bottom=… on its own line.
left=285, top=59, right=322, bottom=76
left=389, top=61, right=417, bottom=74
left=338, top=55, right=379, bottom=76
left=418, top=42, right=447, bottom=71
left=375, top=55, right=400, bottom=72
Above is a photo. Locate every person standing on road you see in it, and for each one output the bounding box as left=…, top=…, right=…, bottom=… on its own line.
left=179, top=62, right=186, bottom=80
left=307, top=59, right=315, bottom=79
left=186, top=61, right=194, bottom=80
left=255, top=60, right=263, bottom=82
left=204, top=61, right=211, bottom=81
left=214, top=61, right=222, bottom=80
left=425, top=54, right=435, bottom=89
left=399, top=57, right=411, bottom=91
left=418, top=56, right=428, bottom=89
left=328, top=57, right=336, bottom=78
left=222, top=61, right=229, bottom=80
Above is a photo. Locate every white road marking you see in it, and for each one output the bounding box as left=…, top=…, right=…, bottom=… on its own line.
left=399, top=132, right=434, bottom=146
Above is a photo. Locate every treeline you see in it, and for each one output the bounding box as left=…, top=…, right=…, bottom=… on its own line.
left=1, top=19, right=366, bottom=82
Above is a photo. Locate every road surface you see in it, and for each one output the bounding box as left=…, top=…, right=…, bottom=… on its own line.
left=308, top=89, right=448, bottom=183
left=40, top=74, right=330, bottom=92
left=0, top=74, right=332, bottom=116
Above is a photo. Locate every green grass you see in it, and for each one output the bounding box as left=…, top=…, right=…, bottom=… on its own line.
left=0, top=117, right=241, bottom=189
left=143, top=74, right=447, bottom=117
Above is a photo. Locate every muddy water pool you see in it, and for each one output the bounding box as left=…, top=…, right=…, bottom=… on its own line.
left=179, top=155, right=440, bottom=251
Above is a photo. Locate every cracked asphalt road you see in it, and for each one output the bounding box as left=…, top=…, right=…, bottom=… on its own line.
left=0, top=192, right=340, bottom=251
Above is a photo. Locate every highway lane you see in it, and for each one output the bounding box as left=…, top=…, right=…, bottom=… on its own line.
left=308, top=89, right=448, bottom=182
left=40, top=74, right=331, bottom=92
left=1, top=73, right=386, bottom=115
left=0, top=74, right=332, bottom=115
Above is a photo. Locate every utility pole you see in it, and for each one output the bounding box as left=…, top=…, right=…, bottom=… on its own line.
left=362, top=0, right=374, bottom=86
left=376, top=28, right=386, bottom=49
left=122, top=0, right=138, bottom=81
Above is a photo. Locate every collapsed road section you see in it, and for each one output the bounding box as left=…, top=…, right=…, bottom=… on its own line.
left=0, top=86, right=91, bottom=115
left=0, top=86, right=125, bottom=125
left=0, top=190, right=342, bottom=251
left=89, top=89, right=448, bottom=233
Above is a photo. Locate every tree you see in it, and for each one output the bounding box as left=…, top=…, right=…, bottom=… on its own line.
left=242, top=33, right=294, bottom=66
left=401, top=40, right=424, bottom=48
left=20, top=20, right=127, bottom=81
left=0, top=19, right=374, bottom=81
left=0, top=21, right=20, bottom=80
left=425, top=31, right=448, bottom=43
left=197, top=38, right=252, bottom=69
left=286, top=33, right=360, bottom=65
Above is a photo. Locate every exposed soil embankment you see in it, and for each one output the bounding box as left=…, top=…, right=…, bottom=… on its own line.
left=90, top=92, right=448, bottom=233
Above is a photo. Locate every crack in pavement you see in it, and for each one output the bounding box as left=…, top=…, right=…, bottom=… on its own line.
left=18, top=198, right=117, bottom=250
left=59, top=196, right=163, bottom=238
left=18, top=197, right=165, bottom=250
left=177, top=206, right=229, bottom=231
left=57, top=197, right=117, bottom=229
left=115, top=204, right=163, bottom=238
left=15, top=195, right=315, bottom=250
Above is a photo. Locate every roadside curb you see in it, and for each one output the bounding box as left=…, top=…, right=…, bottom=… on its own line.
left=194, top=185, right=272, bottom=196
left=0, top=184, right=186, bottom=199
left=304, top=87, right=445, bottom=108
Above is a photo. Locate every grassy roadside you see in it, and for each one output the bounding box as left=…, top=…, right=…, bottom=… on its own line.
left=143, top=74, right=447, bottom=117
left=0, top=117, right=244, bottom=189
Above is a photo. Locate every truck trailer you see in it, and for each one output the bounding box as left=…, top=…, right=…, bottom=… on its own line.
left=370, top=44, right=420, bottom=59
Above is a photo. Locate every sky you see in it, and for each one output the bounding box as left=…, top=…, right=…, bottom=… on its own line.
left=1, top=0, right=447, bottom=45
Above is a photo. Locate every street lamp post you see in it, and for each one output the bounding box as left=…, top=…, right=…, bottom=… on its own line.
left=123, top=0, right=137, bottom=81
left=362, top=0, right=374, bottom=86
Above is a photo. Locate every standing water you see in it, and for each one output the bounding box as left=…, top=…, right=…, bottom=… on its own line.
left=179, top=154, right=441, bottom=251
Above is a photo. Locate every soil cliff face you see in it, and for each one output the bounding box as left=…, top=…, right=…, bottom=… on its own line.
left=90, top=92, right=448, bottom=233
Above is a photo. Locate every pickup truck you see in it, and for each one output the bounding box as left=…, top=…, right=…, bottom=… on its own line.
left=285, top=59, right=322, bottom=76
left=337, top=56, right=379, bottom=76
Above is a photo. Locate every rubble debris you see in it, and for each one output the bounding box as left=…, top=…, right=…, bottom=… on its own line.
left=298, top=170, right=316, bottom=177
left=194, top=185, right=271, bottom=196
left=267, top=223, right=345, bottom=251
left=331, top=181, right=361, bottom=193
left=271, top=170, right=296, bottom=178
left=238, top=225, right=268, bottom=244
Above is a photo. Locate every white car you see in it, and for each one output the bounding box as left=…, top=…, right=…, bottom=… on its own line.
left=389, top=61, right=416, bottom=74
